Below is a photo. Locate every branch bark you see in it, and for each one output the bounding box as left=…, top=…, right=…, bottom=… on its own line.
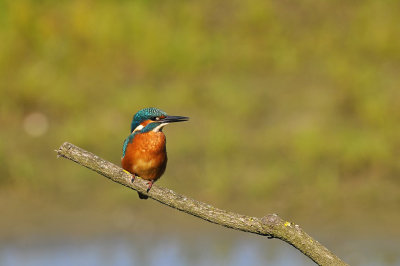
left=56, top=142, right=347, bottom=266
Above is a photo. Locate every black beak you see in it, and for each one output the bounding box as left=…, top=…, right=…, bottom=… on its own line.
left=161, top=115, right=189, bottom=123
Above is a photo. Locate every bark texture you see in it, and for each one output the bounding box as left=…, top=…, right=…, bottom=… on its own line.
left=56, top=142, right=347, bottom=266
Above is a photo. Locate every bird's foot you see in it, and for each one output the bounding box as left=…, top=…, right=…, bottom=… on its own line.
left=123, top=170, right=136, bottom=183
left=146, top=180, right=154, bottom=193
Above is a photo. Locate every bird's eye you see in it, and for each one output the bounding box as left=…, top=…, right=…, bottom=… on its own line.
left=155, top=117, right=160, bottom=121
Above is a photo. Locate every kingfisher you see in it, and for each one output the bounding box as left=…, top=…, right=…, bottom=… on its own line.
left=121, top=107, right=189, bottom=199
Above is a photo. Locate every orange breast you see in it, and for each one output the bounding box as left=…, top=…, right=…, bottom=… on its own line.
left=121, top=131, right=167, bottom=181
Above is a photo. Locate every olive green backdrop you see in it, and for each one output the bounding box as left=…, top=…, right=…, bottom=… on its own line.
left=1, top=0, right=399, bottom=255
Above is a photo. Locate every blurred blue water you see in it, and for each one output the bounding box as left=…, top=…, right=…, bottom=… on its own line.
left=0, top=234, right=398, bottom=266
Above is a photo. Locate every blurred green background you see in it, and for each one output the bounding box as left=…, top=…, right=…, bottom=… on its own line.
left=1, top=0, right=400, bottom=264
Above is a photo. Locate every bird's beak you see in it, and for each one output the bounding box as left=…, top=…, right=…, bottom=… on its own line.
left=160, top=115, right=189, bottom=123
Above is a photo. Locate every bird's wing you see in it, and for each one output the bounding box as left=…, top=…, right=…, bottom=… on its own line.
left=122, top=131, right=139, bottom=157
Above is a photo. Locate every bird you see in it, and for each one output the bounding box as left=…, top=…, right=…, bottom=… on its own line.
left=121, top=107, right=189, bottom=199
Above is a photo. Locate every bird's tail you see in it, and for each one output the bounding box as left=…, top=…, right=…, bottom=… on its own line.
left=138, top=192, right=148, bottom=199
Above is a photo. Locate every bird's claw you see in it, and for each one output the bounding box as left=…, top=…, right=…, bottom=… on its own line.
left=123, top=170, right=136, bottom=183
left=131, top=173, right=139, bottom=183
left=146, top=180, right=154, bottom=193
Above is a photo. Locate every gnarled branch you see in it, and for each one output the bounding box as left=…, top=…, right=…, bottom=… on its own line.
left=56, top=142, right=347, bottom=266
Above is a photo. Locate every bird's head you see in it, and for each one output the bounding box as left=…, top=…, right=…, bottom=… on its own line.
left=130, top=107, right=189, bottom=133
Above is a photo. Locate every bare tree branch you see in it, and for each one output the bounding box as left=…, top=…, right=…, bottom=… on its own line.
left=56, top=142, right=347, bottom=266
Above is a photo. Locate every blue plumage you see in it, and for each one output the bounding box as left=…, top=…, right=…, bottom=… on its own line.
left=130, top=107, right=167, bottom=133
left=141, top=122, right=163, bottom=133
left=122, top=131, right=138, bottom=157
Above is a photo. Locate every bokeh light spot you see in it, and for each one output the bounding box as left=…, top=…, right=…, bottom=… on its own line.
left=23, top=112, right=49, bottom=137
